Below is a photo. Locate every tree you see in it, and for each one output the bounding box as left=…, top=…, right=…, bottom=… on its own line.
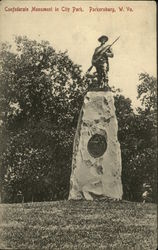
left=114, top=73, right=157, bottom=202
left=137, top=73, right=157, bottom=112
left=136, top=73, right=157, bottom=202
left=0, top=37, right=156, bottom=203
left=114, top=93, right=139, bottom=201
left=0, top=36, right=86, bottom=202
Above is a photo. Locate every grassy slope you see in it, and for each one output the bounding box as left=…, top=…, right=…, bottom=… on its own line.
left=0, top=200, right=157, bottom=249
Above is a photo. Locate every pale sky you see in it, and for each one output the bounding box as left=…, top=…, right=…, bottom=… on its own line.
left=0, top=1, right=157, bottom=108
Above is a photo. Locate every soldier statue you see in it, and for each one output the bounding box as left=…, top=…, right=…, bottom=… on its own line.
left=92, top=35, right=114, bottom=90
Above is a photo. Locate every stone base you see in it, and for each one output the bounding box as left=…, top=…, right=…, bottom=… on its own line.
left=69, top=91, right=123, bottom=200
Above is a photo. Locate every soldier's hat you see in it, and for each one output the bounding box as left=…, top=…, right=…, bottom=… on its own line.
left=98, top=35, right=108, bottom=43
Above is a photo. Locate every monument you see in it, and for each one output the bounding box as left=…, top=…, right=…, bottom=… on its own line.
left=68, top=36, right=123, bottom=200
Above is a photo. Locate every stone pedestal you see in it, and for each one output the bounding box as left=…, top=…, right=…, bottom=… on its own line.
left=68, top=91, right=123, bottom=200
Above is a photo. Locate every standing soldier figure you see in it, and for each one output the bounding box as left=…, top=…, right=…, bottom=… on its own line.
left=92, top=35, right=114, bottom=90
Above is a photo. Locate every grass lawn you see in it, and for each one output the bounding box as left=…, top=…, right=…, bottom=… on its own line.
left=0, top=200, right=157, bottom=249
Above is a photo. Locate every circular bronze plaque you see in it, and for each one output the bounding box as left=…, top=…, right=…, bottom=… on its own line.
left=87, top=133, right=107, bottom=158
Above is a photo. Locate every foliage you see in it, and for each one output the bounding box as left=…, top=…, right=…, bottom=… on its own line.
left=0, top=37, right=157, bottom=203
left=114, top=73, right=157, bottom=202
left=137, top=73, right=157, bottom=112
left=0, top=36, right=86, bottom=202
left=136, top=73, right=157, bottom=202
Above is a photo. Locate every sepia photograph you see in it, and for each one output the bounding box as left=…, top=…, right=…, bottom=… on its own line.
left=0, top=0, right=157, bottom=249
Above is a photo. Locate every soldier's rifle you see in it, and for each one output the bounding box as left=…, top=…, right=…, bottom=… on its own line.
left=86, top=36, right=120, bottom=74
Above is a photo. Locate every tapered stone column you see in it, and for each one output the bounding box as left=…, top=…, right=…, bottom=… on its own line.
left=69, top=91, right=123, bottom=200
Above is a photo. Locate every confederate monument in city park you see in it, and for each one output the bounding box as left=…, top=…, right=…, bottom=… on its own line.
left=69, top=36, right=123, bottom=200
